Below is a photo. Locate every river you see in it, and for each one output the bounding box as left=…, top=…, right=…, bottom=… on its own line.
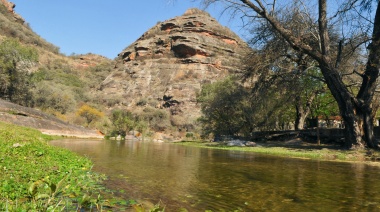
left=50, top=139, right=380, bottom=211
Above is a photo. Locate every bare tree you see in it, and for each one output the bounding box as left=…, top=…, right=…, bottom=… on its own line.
left=199, top=0, right=380, bottom=149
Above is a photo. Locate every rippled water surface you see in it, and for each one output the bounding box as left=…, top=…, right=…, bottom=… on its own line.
left=50, top=139, right=380, bottom=211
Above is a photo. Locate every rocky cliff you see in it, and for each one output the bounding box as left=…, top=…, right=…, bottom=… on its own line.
left=0, top=0, right=24, bottom=23
left=98, top=8, right=251, bottom=132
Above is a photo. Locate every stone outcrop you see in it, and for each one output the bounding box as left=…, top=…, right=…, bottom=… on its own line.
left=0, top=99, right=103, bottom=138
left=98, top=8, right=251, bottom=129
left=0, top=0, right=24, bottom=23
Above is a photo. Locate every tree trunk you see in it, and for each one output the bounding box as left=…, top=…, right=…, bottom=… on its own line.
left=314, top=0, right=380, bottom=149
left=338, top=104, right=376, bottom=149
left=352, top=1, right=380, bottom=149
left=317, top=63, right=366, bottom=149
left=363, top=109, right=376, bottom=148
left=295, top=96, right=303, bottom=130
left=295, top=93, right=316, bottom=130
left=339, top=105, right=366, bottom=149
left=319, top=62, right=377, bottom=149
left=295, top=112, right=306, bottom=130
left=295, top=98, right=307, bottom=130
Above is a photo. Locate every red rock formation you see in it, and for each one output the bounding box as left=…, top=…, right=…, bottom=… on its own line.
left=0, top=0, right=24, bottom=23
left=97, top=8, right=252, bottom=133
left=1, top=0, right=15, bottom=12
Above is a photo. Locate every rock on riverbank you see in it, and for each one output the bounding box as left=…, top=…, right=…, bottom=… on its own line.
left=0, top=99, right=103, bottom=138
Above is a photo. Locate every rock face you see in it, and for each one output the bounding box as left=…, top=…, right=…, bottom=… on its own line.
left=0, top=0, right=24, bottom=23
left=0, top=99, right=103, bottom=138
left=98, top=8, right=251, bottom=131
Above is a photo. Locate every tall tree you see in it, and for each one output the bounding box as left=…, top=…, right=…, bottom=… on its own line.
left=201, top=0, right=380, bottom=149
left=197, top=76, right=253, bottom=137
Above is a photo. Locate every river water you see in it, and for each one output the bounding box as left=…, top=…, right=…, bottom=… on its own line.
left=50, top=139, right=380, bottom=211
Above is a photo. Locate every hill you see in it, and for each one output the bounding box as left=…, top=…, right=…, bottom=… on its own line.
left=0, top=2, right=252, bottom=139
left=96, top=8, right=251, bottom=138
left=0, top=0, right=113, bottom=135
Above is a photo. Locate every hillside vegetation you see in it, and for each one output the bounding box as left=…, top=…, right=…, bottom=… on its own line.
left=0, top=2, right=116, bottom=134
left=0, top=2, right=58, bottom=54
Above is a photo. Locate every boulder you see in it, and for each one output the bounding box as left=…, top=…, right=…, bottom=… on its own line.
left=245, top=141, right=257, bottom=147
left=227, top=139, right=246, bottom=147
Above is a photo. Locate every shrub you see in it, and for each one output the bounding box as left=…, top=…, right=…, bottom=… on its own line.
left=32, top=82, right=76, bottom=114
left=138, top=106, right=170, bottom=131
left=0, top=38, right=38, bottom=106
left=136, top=98, right=148, bottom=106
left=109, top=109, right=135, bottom=139
left=76, top=104, right=104, bottom=126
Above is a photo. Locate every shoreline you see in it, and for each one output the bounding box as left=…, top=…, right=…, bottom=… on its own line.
left=40, top=129, right=104, bottom=139
left=175, top=140, right=380, bottom=166
left=0, top=121, right=130, bottom=211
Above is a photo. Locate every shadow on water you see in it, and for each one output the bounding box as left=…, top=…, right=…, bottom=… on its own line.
left=50, top=139, right=380, bottom=211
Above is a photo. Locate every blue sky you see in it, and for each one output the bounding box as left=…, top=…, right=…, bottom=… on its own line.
left=11, top=0, right=245, bottom=59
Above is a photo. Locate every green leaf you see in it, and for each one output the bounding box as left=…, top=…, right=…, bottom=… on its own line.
left=28, top=181, right=40, bottom=196
left=35, top=193, right=50, bottom=200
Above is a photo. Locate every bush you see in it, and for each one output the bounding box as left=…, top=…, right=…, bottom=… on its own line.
left=109, top=109, right=135, bottom=139
left=138, top=106, right=170, bottom=131
left=136, top=98, right=148, bottom=106
left=0, top=38, right=38, bottom=106
left=32, top=82, right=76, bottom=114
left=76, top=104, right=104, bottom=126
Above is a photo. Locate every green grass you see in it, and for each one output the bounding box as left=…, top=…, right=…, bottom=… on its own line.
left=176, top=141, right=375, bottom=163
left=0, top=121, right=127, bottom=211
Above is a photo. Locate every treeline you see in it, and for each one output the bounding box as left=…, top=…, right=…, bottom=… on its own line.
left=197, top=0, right=380, bottom=149
left=197, top=74, right=340, bottom=139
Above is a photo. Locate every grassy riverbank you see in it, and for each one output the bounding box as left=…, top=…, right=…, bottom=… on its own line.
left=0, top=121, right=129, bottom=211
left=177, top=140, right=380, bottom=164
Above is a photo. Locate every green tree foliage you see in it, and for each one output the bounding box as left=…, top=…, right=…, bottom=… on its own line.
left=110, top=109, right=135, bottom=139
left=310, top=91, right=340, bottom=120
left=197, top=73, right=339, bottom=139
left=137, top=106, right=171, bottom=132
left=197, top=76, right=256, bottom=138
left=29, top=59, right=94, bottom=115
left=31, top=82, right=76, bottom=114
left=0, top=38, right=37, bottom=106
left=242, top=5, right=343, bottom=130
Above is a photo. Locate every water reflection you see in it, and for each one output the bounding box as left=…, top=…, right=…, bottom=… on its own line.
left=50, top=139, right=380, bottom=211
